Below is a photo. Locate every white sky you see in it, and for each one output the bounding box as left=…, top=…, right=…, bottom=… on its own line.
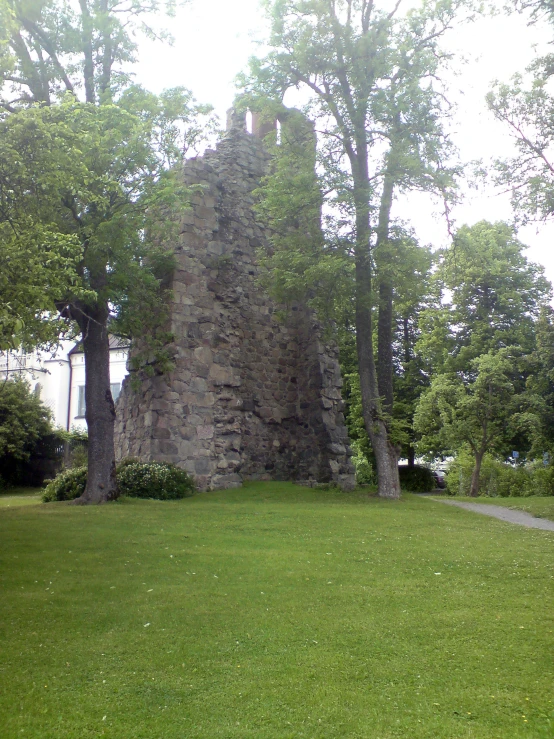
left=134, top=0, right=554, bottom=289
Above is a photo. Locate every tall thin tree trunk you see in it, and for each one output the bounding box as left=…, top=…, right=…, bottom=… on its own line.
left=403, top=315, right=417, bottom=468
left=375, top=157, right=396, bottom=415
left=98, top=0, right=113, bottom=101
left=78, top=0, right=96, bottom=104
left=469, top=451, right=484, bottom=497
left=73, top=303, right=118, bottom=503
left=353, top=172, right=401, bottom=499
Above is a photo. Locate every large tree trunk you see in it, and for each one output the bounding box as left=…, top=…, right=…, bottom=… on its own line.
left=375, top=156, right=396, bottom=416
left=353, top=172, right=401, bottom=499
left=73, top=302, right=118, bottom=504
left=469, top=451, right=484, bottom=497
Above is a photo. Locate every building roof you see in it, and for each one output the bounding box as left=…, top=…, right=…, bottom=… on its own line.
left=68, top=336, right=130, bottom=356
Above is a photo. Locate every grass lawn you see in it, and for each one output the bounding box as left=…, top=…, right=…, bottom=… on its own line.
left=448, top=495, right=554, bottom=522
left=1, top=482, right=553, bottom=739
left=0, top=487, right=43, bottom=509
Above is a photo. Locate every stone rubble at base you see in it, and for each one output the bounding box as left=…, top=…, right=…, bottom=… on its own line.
left=114, top=109, right=356, bottom=492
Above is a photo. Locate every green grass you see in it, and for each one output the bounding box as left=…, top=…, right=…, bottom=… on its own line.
left=1, top=482, right=553, bottom=738
left=0, top=486, right=43, bottom=508
left=448, top=495, right=554, bottom=522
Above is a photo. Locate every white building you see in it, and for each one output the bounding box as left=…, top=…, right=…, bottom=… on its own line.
left=0, top=338, right=129, bottom=431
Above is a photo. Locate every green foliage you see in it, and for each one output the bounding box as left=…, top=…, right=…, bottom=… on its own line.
left=414, top=349, right=539, bottom=460
left=488, top=64, right=554, bottom=222
left=350, top=440, right=375, bottom=485
left=0, top=230, right=81, bottom=351
left=42, top=460, right=196, bottom=502
left=117, top=460, right=195, bottom=500
left=0, top=98, right=176, bottom=340
left=0, top=378, right=54, bottom=484
left=53, top=427, right=88, bottom=468
left=42, top=466, right=88, bottom=502
left=529, top=464, right=554, bottom=496
left=253, top=105, right=353, bottom=325
left=342, top=370, right=373, bottom=464
left=0, top=0, right=186, bottom=109
left=414, top=349, right=546, bottom=495
left=0, top=93, right=216, bottom=375
left=0, top=0, right=215, bottom=502
left=417, top=221, right=551, bottom=374
left=398, top=465, right=435, bottom=493
left=446, top=450, right=554, bottom=497
left=525, top=306, right=554, bottom=453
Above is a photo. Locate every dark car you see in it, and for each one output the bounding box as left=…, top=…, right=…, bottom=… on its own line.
left=431, top=469, right=447, bottom=489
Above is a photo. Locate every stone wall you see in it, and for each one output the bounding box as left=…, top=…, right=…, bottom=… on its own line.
left=114, top=110, right=356, bottom=491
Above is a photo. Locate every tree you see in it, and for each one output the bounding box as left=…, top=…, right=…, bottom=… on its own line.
left=0, top=99, right=186, bottom=501
left=488, top=69, right=554, bottom=222
left=0, top=230, right=81, bottom=351
left=511, top=1, right=554, bottom=22
left=340, top=235, right=434, bottom=471
left=416, top=221, right=552, bottom=375
left=525, top=306, right=554, bottom=454
left=414, top=350, right=541, bottom=496
left=487, top=0, right=554, bottom=224
left=0, top=0, right=217, bottom=503
left=0, top=377, right=53, bottom=485
left=390, top=237, right=434, bottom=466
left=243, top=0, right=470, bottom=498
left=0, top=0, right=186, bottom=109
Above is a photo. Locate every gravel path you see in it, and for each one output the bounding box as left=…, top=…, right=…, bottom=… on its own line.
left=430, top=498, right=554, bottom=531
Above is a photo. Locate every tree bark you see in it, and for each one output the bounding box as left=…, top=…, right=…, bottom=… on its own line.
left=72, top=302, right=118, bottom=504
left=375, top=169, right=395, bottom=415
left=375, top=147, right=398, bottom=415
left=353, top=167, right=401, bottom=499
left=78, top=0, right=96, bottom=105
left=469, top=450, right=484, bottom=497
left=98, top=0, right=113, bottom=100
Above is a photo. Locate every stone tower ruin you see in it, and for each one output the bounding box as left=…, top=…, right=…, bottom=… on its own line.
left=114, top=108, right=356, bottom=491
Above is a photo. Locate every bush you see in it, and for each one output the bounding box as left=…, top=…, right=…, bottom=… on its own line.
left=42, top=460, right=196, bottom=502
left=523, top=464, right=554, bottom=497
left=445, top=450, right=554, bottom=497
left=117, top=460, right=195, bottom=500
left=0, top=378, right=57, bottom=486
left=398, top=465, right=435, bottom=493
left=350, top=442, right=375, bottom=485
left=42, top=466, right=87, bottom=502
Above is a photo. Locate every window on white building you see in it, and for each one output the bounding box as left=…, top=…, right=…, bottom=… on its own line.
left=76, top=384, right=120, bottom=418
left=77, top=386, right=86, bottom=417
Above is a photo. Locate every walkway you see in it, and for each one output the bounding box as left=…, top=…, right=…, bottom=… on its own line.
left=429, top=498, right=554, bottom=532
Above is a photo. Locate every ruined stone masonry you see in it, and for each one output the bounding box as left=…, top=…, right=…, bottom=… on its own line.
left=114, top=109, right=356, bottom=491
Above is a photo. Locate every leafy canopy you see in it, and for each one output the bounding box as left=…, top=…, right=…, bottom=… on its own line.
left=0, top=92, right=214, bottom=355
left=417, top=221, right=552, bottom=374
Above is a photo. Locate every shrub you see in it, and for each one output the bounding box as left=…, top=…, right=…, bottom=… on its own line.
left=445, top=450, right=554, bottom=497
left=69, top=444, right=88, bottom=469
left=42, top=466, right=87, bottom=502
left=42, top=460, right=196, bottom=502
left=524, top=464, right=554, bottom=497
left=117, top=461, right=195, bottom=500
left=398, top=465, right=435, bottom=493
left=0, top=378, right=57, bottom=485
left=350, top=442, right=375, bottom=485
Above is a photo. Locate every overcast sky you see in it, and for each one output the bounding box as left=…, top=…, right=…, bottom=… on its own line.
left=134, top=0, right=554, bottom=290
